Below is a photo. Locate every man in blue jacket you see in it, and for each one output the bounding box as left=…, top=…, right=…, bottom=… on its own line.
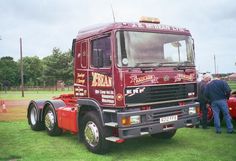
left=204, top=77, right=234, bottom=134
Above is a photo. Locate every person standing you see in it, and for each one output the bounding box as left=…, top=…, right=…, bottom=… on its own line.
left=204, top=76, right=234, bottom=134
left=197, top=73, right=211, bottom=129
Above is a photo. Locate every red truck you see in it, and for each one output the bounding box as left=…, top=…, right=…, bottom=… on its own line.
left=27, top=17, right=200, bottom=154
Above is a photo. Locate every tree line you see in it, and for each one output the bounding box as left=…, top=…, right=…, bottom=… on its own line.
left=0, top=48, right=73, bottom=89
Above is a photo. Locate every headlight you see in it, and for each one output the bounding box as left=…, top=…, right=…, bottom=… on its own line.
left=121, top=115, right=141, bottom=126
left=188, top=92, right=195, bottom=97
left=130, top=115, right=141, bottom=124
left=189, top=107, right=196, bottom=115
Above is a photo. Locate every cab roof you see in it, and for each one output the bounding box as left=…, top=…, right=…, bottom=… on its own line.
left=76, top=22, right=191, bottom=40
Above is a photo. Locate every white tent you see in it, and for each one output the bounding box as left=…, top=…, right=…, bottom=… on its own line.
left=228, top=73, right=236, bottom=81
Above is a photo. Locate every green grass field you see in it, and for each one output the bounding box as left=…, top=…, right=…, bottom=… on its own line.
left=0, top=121, right=236, bottom=161
left=1, top=82, right=236, bottom=161
left=228, top=81, right=236, bottom=91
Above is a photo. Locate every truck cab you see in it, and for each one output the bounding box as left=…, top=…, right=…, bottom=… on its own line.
left=27, top=18, right=199, bottom=154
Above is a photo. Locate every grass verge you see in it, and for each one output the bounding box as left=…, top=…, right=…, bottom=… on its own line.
left=0, top=90, right=73, bottom=100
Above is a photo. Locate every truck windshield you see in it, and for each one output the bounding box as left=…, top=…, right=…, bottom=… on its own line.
left=116, top=31, right=195, bottom=68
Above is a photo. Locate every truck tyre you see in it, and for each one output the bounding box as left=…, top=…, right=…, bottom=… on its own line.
left=28, top=103, right=44, bottom=131
left=81, top=111, right=111, bottom=154
left=44, top=105, right=62, bottom=136
left=151, top=129, right=177, bottom=139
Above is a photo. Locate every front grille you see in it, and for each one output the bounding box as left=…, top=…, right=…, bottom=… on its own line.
left=125, top=83, right=196, bottom=104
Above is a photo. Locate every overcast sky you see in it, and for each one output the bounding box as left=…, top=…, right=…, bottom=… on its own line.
left=0, top=0, right=236, bottom=73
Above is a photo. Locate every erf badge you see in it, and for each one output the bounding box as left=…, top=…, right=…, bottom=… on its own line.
left=163, top=75, right=170, bottom=82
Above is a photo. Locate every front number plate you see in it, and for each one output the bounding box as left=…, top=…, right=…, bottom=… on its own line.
left=160, top=115, right=178, bottom=123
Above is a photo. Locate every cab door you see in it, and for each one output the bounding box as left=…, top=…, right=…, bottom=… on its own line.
left=88, top=35, right=115, bottom=107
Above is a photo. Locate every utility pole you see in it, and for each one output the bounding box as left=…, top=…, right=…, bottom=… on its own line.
left=20, top=38, right=24, bottom=97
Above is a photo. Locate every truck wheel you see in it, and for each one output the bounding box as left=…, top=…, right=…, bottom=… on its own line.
left=28, top=103, right=44, bottom=131
left=151, top=129, right=177, bottom=139
left=81, top=111, right=111, bottom=154
left=44, top=105, right=62, bottom=136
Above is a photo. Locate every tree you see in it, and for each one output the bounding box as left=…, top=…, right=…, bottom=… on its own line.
left=43, top=48, right=73, bottom=86
left=0, top=56, right=19, bottom=89
left=19, top=56, right=43, bottom=86
left=63, top=49, right=74, bottom=85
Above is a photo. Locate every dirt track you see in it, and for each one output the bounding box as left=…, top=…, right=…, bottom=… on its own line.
left=1, top=100, right=30, bottom=108
left=0, top=100, right=29, bottom=121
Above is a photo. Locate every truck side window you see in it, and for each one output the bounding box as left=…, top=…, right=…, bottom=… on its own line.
left=91, top=36, right=111, bottom=68
left=81, top=42, right=87, bottom=68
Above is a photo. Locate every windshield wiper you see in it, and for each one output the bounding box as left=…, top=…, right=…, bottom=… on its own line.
left=156, top=62, right=179, bottom=67
left=132, top=62, right=158, bottom=72
left=135, top=62, right=159, bottom=67
left=156, top=61, right=195, bottom=69
left=176, top=61, right=195, bottom=67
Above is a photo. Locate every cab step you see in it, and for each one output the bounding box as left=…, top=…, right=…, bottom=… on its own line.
left=105, top=122, right=118, bottom=127
left=103, top=109, right=117, bottom=113
left=105, top=136, right=125, bottom=143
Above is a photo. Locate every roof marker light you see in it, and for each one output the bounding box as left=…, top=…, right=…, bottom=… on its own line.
left=139, top=16, right=160, bottom=24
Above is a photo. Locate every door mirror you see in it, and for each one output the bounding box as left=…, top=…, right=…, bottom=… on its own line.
left=71, top=39, right=76, bottom=57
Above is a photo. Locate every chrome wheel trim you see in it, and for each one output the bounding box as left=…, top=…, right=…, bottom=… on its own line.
left=45, top=110, right=55, bottom=131
left=84, top=121, right=99, bottom=147
left=30, top=107, right=37, bottom=125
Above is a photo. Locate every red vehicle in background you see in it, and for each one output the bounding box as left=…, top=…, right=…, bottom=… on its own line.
left=200, top=92, right=236, bottom=124
left=27, top=17, right=200, bottom=154
left=228, top=93, right=236, bottom=120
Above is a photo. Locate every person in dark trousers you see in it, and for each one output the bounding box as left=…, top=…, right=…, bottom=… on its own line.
left=204, top=77, right=234, bottom=134
left=197, top=73, right=211, bottom=129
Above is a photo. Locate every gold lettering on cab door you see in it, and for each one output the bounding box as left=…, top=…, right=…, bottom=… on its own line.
left=91, top=72, right=112, bottom=87
left=76, top=73, right=85, bottom=84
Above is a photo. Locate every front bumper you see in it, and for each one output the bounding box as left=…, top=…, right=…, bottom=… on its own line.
left=116, top=102, right=199, bottom=139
